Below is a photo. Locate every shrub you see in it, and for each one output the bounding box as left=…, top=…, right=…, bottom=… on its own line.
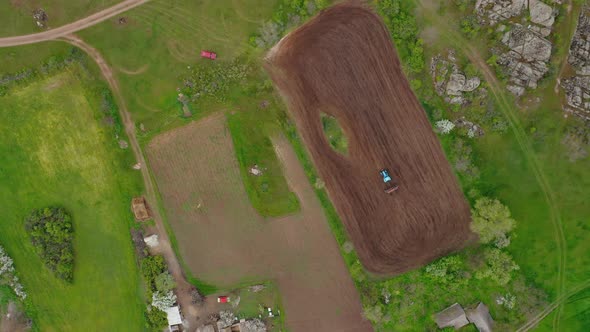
left=155, top=272, right=176, bottom=292
left=435, top=119, right=456, bottom=134
left=470, top=197, right=516, bottom=244
left=424, top=255, right=463, bottom=283
left=146, top=305, right=168, bottom=331
left=475, top=248, right=520, bottom=285
left=0, top=245, right=26, bottom=299
left=151, top=290, right=177, bottom=311
left=25, top=207, right=74, bottom=282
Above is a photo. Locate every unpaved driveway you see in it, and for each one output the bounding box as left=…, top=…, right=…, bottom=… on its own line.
left=0, top=0, right=148, bottom=47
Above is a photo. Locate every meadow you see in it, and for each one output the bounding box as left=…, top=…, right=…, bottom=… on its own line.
left=0, top=64, right=145, bottom=331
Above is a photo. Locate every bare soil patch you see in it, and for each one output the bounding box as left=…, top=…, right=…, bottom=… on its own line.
left=147, top=113, right=372, bottom=331
left=265, top=2, right=473, bottom=275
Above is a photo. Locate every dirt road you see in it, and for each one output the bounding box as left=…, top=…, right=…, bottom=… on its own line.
left=59, top=34, right=202, bottom=329
left=266, top=3, right=473, bottom=275
left=0, top=0, right=148, bottom=47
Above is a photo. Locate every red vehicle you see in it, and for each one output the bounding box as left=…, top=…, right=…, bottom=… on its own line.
left=200, top=50, right=217, bottom=60
left=217, top=296, right=230, bottom=303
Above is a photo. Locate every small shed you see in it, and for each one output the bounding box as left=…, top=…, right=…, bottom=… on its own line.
left=131, top=197, right=152, bottom=221
left=435, top=303, right=470, bottom=330
left=165, top=306, right=182, bottom=331
left=466, top=302, right=494, bottom=332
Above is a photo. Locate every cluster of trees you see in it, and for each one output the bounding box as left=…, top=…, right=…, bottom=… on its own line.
left=0, top=245, right=26, bottom=299
left=471, top=197, right=516, bottom=247
left=141, top=255, right=175, bottom=330
left=251, top=0, right=329, bottom=49
left=376, top=0, right=425, bottom=74
left=25, top=207, right=75, bottom=282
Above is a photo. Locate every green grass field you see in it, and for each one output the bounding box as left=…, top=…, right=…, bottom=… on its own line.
left=0, top=66, right=145, bottom=331
left=78, top=0, right=277, bottom=138
left=228, top=107, right=300, bottom=217
left=0, top=0, right=119, bottom=37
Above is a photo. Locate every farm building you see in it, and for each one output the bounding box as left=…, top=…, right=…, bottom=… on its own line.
left=434, top=303, right=469, bottom=329
left=435, top=302, right=495, bottom=331
left=131, top=197, right=152, bottom=221
left=466, top=302, right=494, bottom=332
left=165, top=305, right=183, bottom=331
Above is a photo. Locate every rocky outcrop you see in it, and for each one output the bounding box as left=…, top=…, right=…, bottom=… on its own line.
left=529, top=0, right=556, bottom=27
left=476, top=0, right=557, bottom=96
left=497, top=24, right=552, bottom=95
left=568, top=6, right=590, bottom=75
left=447, top=73, right=481, bottom=96
left=475, top=0, right=558, bottom=27
left=561, top=76, right=590, bottom=120
left=431, top=52, right=482, bottom=105
left=561, top=6, right=590, bottom=121
left=475, top=0, right=527, bottom=25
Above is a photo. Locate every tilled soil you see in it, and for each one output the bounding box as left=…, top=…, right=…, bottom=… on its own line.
left=147, top=114, right=372, bottom=331
left=265, top=2, right=473, bottom=274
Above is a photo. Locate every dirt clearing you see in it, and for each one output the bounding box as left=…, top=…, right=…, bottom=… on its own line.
left=147, top=113, right=372, bottom=331
left=265, top=2, right=473, bottom=275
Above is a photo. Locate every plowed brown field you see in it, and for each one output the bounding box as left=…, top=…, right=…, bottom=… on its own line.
left=265, top=2, right=473, bottom=274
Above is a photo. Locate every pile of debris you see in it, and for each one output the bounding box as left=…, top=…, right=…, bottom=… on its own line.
left=200, top=311, right=267, bottom=332
left=560, top=6, right=590, bottom=121
left=430, top=51, right=483, bottom=105
left=497, top=24, right=552, bottom=96
left=475, top=0, right=558, bottom=96
left=32, top=9, right=48, bottom=28
left=455, top=117, right=485, bottom=138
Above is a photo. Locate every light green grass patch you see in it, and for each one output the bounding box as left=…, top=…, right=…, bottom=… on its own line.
left=320, top=113, right=348, bottom=155
left=228, top=108, right=300, bottom=217
left=0, top=68, right=144, bottom=331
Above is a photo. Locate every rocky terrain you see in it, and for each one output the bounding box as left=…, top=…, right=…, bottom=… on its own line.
left=498, top=24, right=552, bottom=96
left=431, top=51, right=483, bottom=105
left=476, top=0, right=558, bottom=96
left=561, top=6, right=590, bottom=121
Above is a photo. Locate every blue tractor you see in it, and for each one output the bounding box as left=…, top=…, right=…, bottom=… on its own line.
left=379, top=169, right=399, bottom=194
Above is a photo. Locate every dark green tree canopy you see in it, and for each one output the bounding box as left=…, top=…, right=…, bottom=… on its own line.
left=25, top=207, right=74, bottom=282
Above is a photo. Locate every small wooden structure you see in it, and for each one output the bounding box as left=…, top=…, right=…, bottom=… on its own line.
left=131, top=197, right=152, bottom=221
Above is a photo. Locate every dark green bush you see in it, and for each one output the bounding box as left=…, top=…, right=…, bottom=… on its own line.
left=25, top=207, right=74, bottom=282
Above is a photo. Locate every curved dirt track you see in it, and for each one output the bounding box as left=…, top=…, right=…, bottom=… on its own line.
left=266, top=3, right=473, bottom=274
left=59, top=34, right=203, bottom=328
left=0, top=0, right=148, bottom=47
